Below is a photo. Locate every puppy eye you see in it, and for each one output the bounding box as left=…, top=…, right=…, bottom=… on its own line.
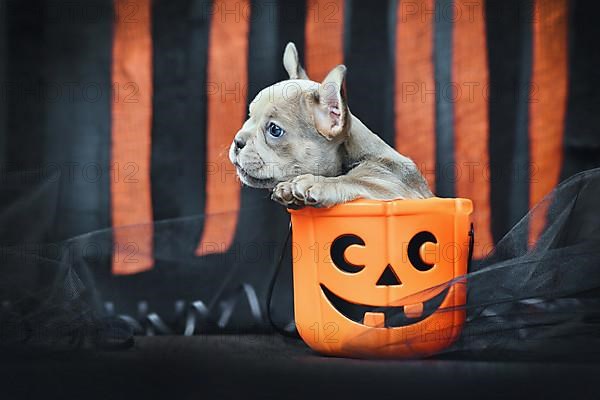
left=266, top=122, right=285, bottom=138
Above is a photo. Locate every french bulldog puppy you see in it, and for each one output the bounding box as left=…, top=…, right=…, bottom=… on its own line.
left=229, top=42, right=433, bottom=208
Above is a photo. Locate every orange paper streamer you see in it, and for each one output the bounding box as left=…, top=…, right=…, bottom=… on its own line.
left=196, top=0, right=250, bottom=256
left=452, top=0, right=493, bottom=259
left=111, top=0, right=154, bottom=275
left=394, top=0, right=436, bottom=189
left=528, top=0, right=568, bottom=245
left=305, top=0, right=345, bottom=82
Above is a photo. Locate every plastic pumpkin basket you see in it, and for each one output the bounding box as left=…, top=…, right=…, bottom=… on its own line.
left=288, top=197, right=473, bottom=359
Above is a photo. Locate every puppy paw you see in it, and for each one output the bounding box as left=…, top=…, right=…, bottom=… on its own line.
left=273, top=175, right=340, bottom=208
left=272, top=181, right=305, bottom=209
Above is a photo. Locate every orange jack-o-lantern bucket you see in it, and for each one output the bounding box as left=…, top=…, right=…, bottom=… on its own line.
left=289, top=198, right=473, bottom=358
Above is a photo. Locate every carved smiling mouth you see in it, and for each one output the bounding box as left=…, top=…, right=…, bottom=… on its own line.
left=320, top=284, right=450, bottom=328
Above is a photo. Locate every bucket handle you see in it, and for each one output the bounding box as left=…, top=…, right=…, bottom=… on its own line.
left=467, top=223, right=475, bottom=271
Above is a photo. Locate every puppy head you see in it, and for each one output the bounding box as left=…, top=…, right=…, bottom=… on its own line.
left=229, top=42, right=350, bottom=189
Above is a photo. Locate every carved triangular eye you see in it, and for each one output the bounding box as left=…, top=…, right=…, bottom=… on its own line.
left=376, top=264, right=402, bottom=286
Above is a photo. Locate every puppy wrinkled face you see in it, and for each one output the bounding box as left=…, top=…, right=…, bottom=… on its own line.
left=229, top=80, right=344, bottom=189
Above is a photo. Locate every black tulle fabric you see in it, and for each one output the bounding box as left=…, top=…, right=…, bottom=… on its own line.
left=1, top=168, right=600, bottom=359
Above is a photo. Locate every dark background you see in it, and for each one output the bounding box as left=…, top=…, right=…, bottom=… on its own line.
left=2, top=0, right=600, bottom=325
left=1, top=0, right=600, bottom=398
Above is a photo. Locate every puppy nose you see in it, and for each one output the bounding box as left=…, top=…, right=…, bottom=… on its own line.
left=234, top=137, right=246, bottom=150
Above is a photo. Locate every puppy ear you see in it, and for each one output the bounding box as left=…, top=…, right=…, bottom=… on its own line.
left=283, top=42, right=309, bottom=80
left=312, top=65, right=349, bottom=140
